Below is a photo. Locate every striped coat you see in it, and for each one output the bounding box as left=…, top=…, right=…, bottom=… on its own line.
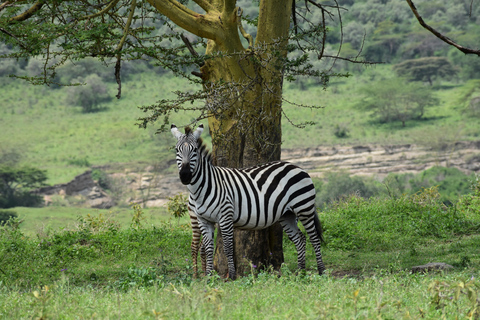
left=172, top=124, right=326, bottom=279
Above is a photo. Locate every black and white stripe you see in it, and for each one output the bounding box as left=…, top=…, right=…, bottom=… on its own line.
left=171, top=124, right=326, bottom=279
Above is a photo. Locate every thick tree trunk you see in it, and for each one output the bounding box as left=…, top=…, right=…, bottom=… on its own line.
left=155, top=0, right=293, bottom=278
left=198, top=0, right=292, bottom=279
left=202, top=54, right=286, bottom=277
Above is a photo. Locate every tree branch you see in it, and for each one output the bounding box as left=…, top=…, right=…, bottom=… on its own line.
left=405, top=0, right=480, bottom=56
left=0, top=27, right=29, bottom=50
left=0, top=1, right=12, bottom=12
left=115, top=0, right=136, bottom=99
left=9, top=0, right=44, bottom=22
left=77, top=0, right=121, bottom=21
left=236, top=7, right=253, bottom=49
left=145, top=0, right=220, bottom=40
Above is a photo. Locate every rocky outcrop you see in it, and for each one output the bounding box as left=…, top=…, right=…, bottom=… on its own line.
left=36, top=170, right=114, bottom=208
left=282, top=141, right=480, bottom=178
left=411, top=262, right=454, bottom=273
left=36, top=141, right=480, bottom=208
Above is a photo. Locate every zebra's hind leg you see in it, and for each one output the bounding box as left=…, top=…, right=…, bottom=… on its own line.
left=200, top=237, right=206, bottom=274
left=279, top=211, right=307, bottom=271
left=189, top=207, right=202, bottom=277
left=298, top=213, right=326, bottom=275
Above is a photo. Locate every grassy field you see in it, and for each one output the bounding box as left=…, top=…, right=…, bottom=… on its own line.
left=1, top=188, right=480, bottom=319
left=13, top=206, right=173, bottom=237
left=2, top=60, right=480, bottom=319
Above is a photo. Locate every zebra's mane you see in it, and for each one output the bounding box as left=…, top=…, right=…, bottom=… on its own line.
left=197, top=137, right=213, bottom=164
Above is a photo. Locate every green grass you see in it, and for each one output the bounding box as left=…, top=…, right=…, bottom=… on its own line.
left=1, top=188, right=480, bottom=319
left=13, top=206, right=176, bottom=237
left=1, top=271, right=479, bottom=319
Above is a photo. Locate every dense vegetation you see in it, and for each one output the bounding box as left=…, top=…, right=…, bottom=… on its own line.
left=1, top=183, right=479, bottom=318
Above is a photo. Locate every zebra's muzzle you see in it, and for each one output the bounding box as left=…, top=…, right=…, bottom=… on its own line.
left=179, top=164, right=192, bottom=185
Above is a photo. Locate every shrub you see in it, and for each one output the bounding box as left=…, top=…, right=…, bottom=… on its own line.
left=167, top=194, right=189, bottom=220
left=315, top=171, right=383, bottom=208
left=65, top=74, right=111, bottom=113
left=0, top=209, right=17, bottom=225
left=0, top=165, right=47, bottom=208
left=456, top=174, right=480, bottom=218
left=322, top=186, right=480, bottom=251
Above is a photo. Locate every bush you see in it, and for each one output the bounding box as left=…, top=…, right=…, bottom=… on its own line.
left=0, top=165, right=47, bottom=208
left=315, top=171, right=383, bottom=208
left=167, top=194, right=189, bottom=220
left=322, top=186, right=480, bottom=251
left=456, top=174, right=480, bottom=217
left=0, top=209, right=17, bottom=225
left=65, top=74, right=112, bottom=113
left=386, top=166, right=474, bottom=206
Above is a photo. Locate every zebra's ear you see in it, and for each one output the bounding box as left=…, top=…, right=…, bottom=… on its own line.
left=171, top=124, right=183, bottom=140
left=193, top=124, right=204, bottom=140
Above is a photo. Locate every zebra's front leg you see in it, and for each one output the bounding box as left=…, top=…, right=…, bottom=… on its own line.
left=198, top=219, right=216, bottom=276
left=219, top=214, right=236, bottom=280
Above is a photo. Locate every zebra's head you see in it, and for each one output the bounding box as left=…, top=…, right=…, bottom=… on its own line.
left=171, top=124, right=204, bottom=185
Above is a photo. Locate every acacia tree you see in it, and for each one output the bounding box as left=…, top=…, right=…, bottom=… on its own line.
left=0, top=0, right=352, bottom=277
left=1, top=0, right=477, bottom=277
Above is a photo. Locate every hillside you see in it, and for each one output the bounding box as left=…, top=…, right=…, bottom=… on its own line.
left=1, top=0, right=480, bottom=210
left=1, top=66, right=479, bottom=184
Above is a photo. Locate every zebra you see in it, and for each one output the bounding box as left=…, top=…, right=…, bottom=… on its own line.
left=171, top=124, right=326, bottom=279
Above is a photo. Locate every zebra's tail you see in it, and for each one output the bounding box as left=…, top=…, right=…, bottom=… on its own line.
left=313, top=213, right=325, bottom=243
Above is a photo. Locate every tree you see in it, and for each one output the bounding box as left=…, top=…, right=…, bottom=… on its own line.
left=1, top=0, right=477, bottom=278
left=404, top=0, right=480, bottom=56
left=358, top=78, right=438, bottom=127
left=393, top=57, right=457, bottom=85
left=65, top=74, right=112, bottom=113
left=0, top=165, right=47, bottom=208
left=1, top=0, right=356, bottom=277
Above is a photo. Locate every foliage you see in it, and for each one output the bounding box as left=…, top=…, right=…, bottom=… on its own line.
left=456, top=174, right=480, bottom=216
left=393, top=57, right=458, bottom=85
left=167, top=194, right=189, bottom=220
left=65, top=74, right=112, bottom=113
left=314, top=171, right=383, bottom=208
left=322, top=187, right=480, bottom=251
left=385, top=166, right=474, bottom=205
left=130, top=204, right=146, bottom=229
left=0, top=211, right=192, bottom=288
left=0, top=165, right=47, bottom=208
left=0, top=199, right=479, bottom=318
left=0, top=209, right=17, bottom=225
left=91, top=169, right=111, bottom=190
left=333, top=123, right=350, bottom=138
left=1, top=271, right=480, bottom=319
left=357, top=77, right=438, bottom=126
left=408, top=167, right=473, bottom=205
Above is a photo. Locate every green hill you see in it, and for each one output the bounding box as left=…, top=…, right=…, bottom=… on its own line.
left=1, top=65, right=479, bottom=185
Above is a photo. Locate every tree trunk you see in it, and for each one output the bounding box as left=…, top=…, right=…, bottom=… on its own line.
left=152, top=0, right=293, bottom=278
left=200, top=1, right=292, bottom=277
left=202, top=49, right=286, bottom=277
